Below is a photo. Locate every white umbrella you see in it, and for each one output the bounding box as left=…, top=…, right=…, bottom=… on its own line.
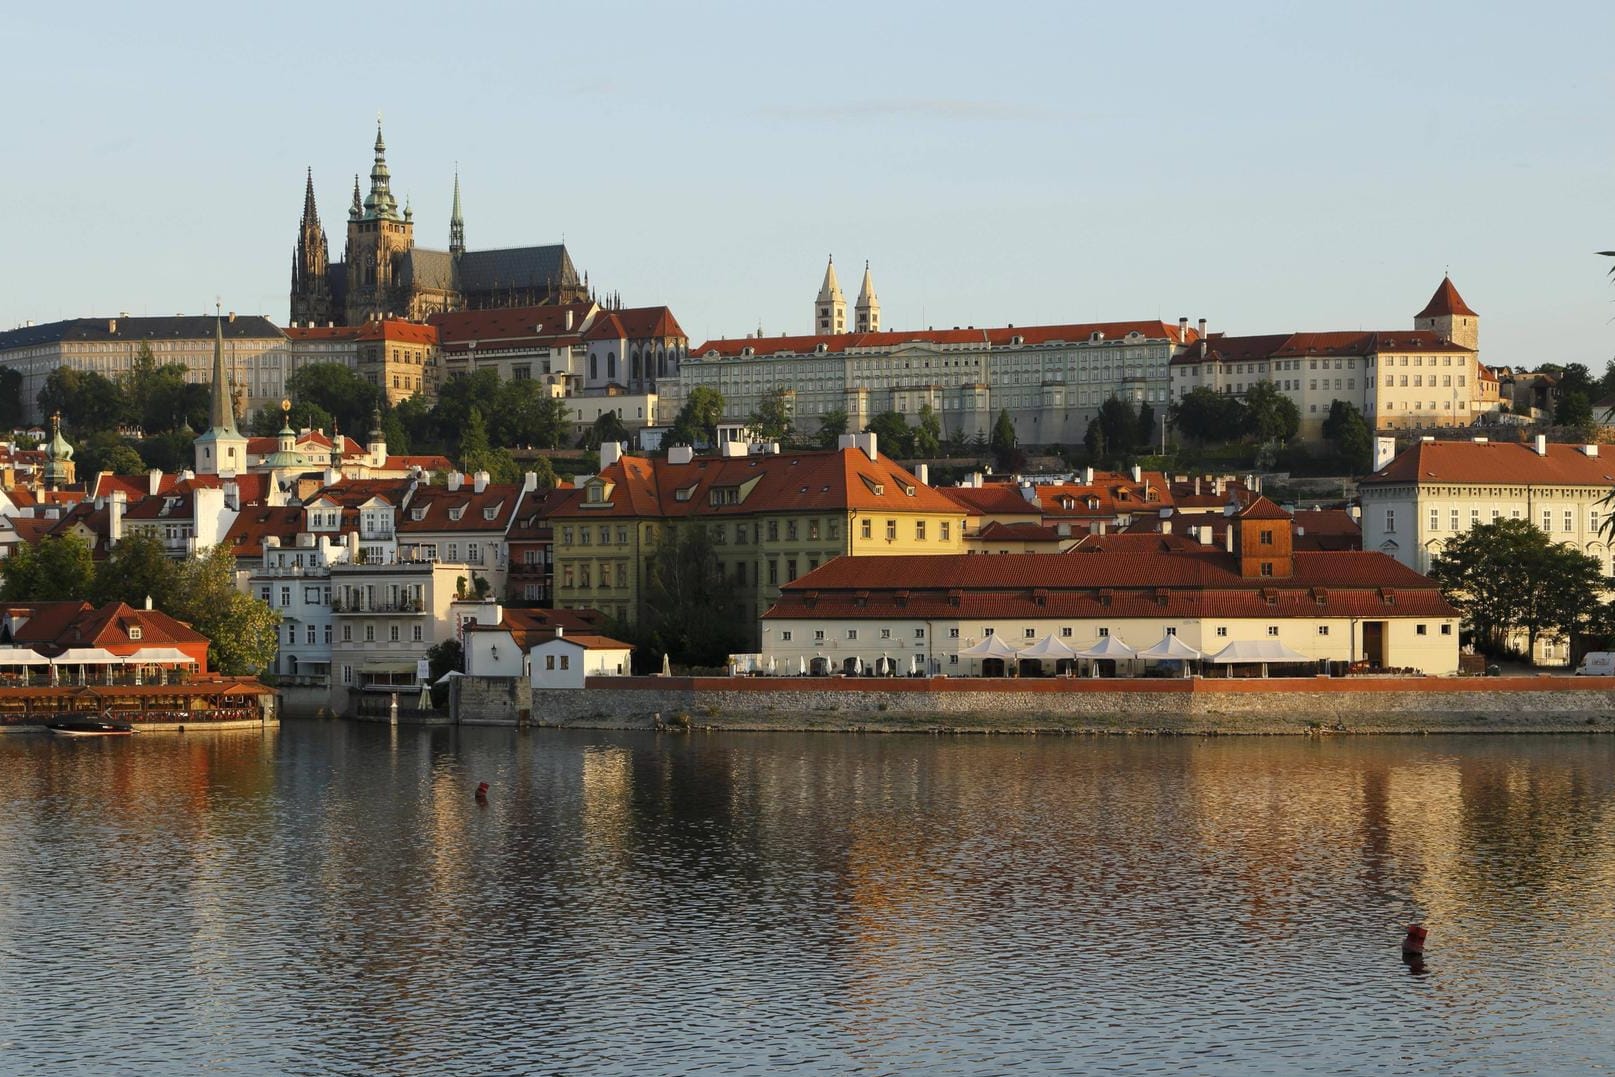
left=1135, top=634, right=1202, bottom=677
left=852, top=656, right=862, bottom=675
left=910, top=654, right=921, bottom=675
left=661, top=653, right=672, bottom=676
left=768, top=654, right=777, bottom=675
left=417, top=681, right=432, bottom=710
left=957, top=635, right=1020, bottom=658
left=798, top=656, right=807, bottom=676
left=1073, top=635, right=1136, bottom=659
left=1021, top=635, right=1078, bottom=661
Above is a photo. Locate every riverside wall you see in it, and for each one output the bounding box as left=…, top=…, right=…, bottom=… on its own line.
left=452, top=675, right=1615, bottom=735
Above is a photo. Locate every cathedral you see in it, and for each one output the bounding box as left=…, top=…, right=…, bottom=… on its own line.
left=290, top=124, right=589, bottom=326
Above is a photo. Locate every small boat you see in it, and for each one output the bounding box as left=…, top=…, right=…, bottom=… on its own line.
left=47, top=715, right=135, bottom=737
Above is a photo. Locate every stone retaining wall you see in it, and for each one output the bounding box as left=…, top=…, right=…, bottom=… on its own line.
left=449, top=675, right=1615, bottom=735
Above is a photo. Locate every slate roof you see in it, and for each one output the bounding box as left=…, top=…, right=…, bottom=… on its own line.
left=458, top=245, right=579, bottom=293
left=399, top=249, right=456, bottom=292
left=0, top=315, right=284, bottom=350
left=690, top=320, right=1194, bottom=359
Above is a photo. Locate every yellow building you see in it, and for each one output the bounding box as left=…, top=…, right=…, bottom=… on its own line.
left=549, top=434, right=968, bottom=641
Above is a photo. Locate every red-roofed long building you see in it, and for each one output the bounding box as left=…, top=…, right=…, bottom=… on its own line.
left=668, top=316, right=1199, bottom=448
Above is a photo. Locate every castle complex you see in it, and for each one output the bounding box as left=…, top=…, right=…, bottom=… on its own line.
left=290, top=125, right=589, bottom=327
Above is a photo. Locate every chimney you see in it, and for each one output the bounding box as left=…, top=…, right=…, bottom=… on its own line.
left=1161, top=519, right=1172, bottom=535
left=668, top=445, right=694, bottom=465
left=1584, top=444, right=1599, bottom=457
left=1082, top=466, right=1094, bottom=485
left=836, top=433, right=858, bottom=451
left=555, top=625, right=564, bottom=638
left=1178, top=316, right=1188, bottom=338
left=1131, top=464, right=1142, bottom=483
left=228, top=311, right=236, bottom=323
left=1193, top=476, right=1201, bottom=496
left=565, top=309, right=575, bottom=331
left=144, top=595, right=152, bottom=611
left=147, top=468, right=162, bottom=496
left=858, top=431, right=878, bottom=461
left=108, top=490, right=125, bottom=546
left=1225, top=526, right=1235, bottom=553
left=600, top=441, right=623, bottom=469
left=1198, top=525, right=1212, bottom=546
left=448, top=471, right=463, bottom=491
left=1373, top=437, right=1397, bottom=472
left=523, top=471, right=539, bottom=493
left=107, top=319, right=117, bottom=333
left=914, top=463, right=929, bottom=486
left=1534, top=434, right=1548, bottom=456
left=473, top=470, right=489, bottom=494
left=1197, top=318, right=1207, bottom=338
left=1096, top=520, right=1107, bottom=536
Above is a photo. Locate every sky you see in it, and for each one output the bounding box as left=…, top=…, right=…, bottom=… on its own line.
left=5, top=1, right=1614, bottom=369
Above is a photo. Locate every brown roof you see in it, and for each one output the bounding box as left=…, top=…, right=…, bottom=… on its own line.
left=355, top=320, right=438, bottom=345
left=1361, top=440, right=1615, bottom=487
left=1175, top=329, right=1471, bottom=367
left=691, top=319, right=1195, bottom=359
left=429, top=302, right=596, bottom=351
left=582, top=306, right=686, bottom=342
left=1416, top=276, right=1478, bottom=319
left=223, top=506, right=305, bottom=558
left=399, top=483, right=521, bottom=533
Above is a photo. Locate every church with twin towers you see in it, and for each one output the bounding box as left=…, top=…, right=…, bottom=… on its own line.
left=290, top=123, right=591, bottom=326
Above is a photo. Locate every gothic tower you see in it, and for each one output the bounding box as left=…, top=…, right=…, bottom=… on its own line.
left=1414, top=275, right=1479, bottom=353
left=449, top=170, right=465, bottom=257
left=815, top=255, right=846, bottom=335
left=344, top=122, right=415, bottom=325
left=290, top=168, right=333, bottom=326
left=855, top=261, right=880, bottom=333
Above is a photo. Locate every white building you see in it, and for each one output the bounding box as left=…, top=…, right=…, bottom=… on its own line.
left=530, top=631, right=632, bottom=689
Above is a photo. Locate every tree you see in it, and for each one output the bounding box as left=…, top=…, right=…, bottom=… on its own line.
left=90, top=532, right=176, bottom=609
left=250, top=400, right=332, bottom=437
left=524, top=455, right=559, bottom=491
left=748, top=388, right=794, bottom=442
left=0, top=368, right=26, bottom=429
left=0, top=533, right=96, bottom=601
left=426, top=639, right=463, bottom=708
left=1321, top=400, right=1373, bottom=474
left=864, top=411, right=914, bottom=458
left=1555, top=389, right=1594, bottom=435
left=1136, top=402, right=1156, bottom=452
left=101, top=444, right=146, bottom=476
left=668, top=387, right=725, bottom=448
left=581, top=409, right=631, bottom=451
left=137, top=431, right=195, bottom=473
left=74, top=432, right=136, bottom=485
left=286, top=363, right=381, bottom=435
left=38, top=366, right=124, bottom=433
left=458, top=407, right=495, bottom=474
left=170, top=545, right=281, bottom=675
left=816, top=409, right=849, bottom=449
left=641, top=525, right=751, bottom=668
left=1244, top=381, right=1300, bottom=443
left=914, top=403, right=942, bottom=459
left=1430, top=518, right=1604, bottom=660
left=1171, top=387, right=1249, bottom=444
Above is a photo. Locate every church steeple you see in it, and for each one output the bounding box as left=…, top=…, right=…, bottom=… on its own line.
left=348, top=174, right=363, bottom=221
left=855, top=261, right=880, bottom=333
left=291, top=168, right=332, bottom=326
left=449, top=170, right=465, bottom=256
left=208, top=315, right=238, bottom=437
left=815, top=255, right=846, bottom=335
left=363, top=122, right=400, bottom=221
left=194, top=313, right=248, bottom=476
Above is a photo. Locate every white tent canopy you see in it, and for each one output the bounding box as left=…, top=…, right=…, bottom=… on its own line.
left=0, top=647, right=47, bottom=666
left=1207, top=639, right=1314, bottom=664
left=52, top=648, right=124, bottom=665
left=1021, top=635, right=1078, bottom=661
left=127, top=647, right=197, bottom=665
left=1073, top=635, right=1136, bottom=660
left=1136, top=635, right=1203, bottom=661
left=958, top=634, right=1020, bottom=659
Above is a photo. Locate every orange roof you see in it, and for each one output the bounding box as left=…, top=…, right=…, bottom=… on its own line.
left=690, top=319, right=1194, bottom=359
left=399, top=483, right=521, bottom=533
left=1416, top=276, right=1478, bottom=319
left=537, top=633, right=632, bottom=652
left=1237, top=495, right=1291, bottom=521
left=1175, top=329, right=1471, bottom=367
left=223, top=506, right=305, bottom=558
left=1362, top=439, right=1615, bottom=487
left=429, top=302, right=596, bottom=351
left=582, top=306, right=686, bottom=342
left=355, top=320, right=438, bottom=345
left=549, top=447, right=965, bottom=521
left=941, top=473, right=1174, bottom=521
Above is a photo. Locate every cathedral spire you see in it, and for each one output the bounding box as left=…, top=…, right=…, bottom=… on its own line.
left=364, top=121, right=399, bottom=221
left=208, top=314, right=239, bottom=437
left=349, top=174, right=362, bottom=221
left=855, top=261, right=880, bottom=333
left=292, top=168, right=332, bottom=325
left=815, top=255, right=846, bottom=335
left=450, top=169, right=465, bottom=256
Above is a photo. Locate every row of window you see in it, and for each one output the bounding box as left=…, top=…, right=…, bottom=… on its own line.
left=1395, top=505, right=1610, bottom=538
left=779, top=623, right=1452, bottom=642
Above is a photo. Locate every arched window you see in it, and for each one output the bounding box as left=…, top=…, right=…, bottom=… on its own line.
left=631, top=352, right=641, bottom=382
left=590, top=355, right=598, bottom=380
left=607, top=352, right=616, bottom=379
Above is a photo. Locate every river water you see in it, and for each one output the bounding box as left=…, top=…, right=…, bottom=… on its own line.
left=1, top=723, right=1612, bottom=1075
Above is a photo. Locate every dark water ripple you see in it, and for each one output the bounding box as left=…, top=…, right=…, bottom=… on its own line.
left=1, top=727, right=1613, bottom=1074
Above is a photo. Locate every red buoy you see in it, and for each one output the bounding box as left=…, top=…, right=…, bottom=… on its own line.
left=475, top=781, right=489, bottom=802
left=1402, top=923, right=1428, bottom=955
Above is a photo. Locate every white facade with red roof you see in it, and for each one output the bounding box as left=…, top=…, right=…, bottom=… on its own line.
left=667, top=319, right=1198, bottom=448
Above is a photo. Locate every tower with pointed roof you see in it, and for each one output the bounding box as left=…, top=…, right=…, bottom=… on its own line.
left=854, top=261, right=880, bottom=333
left=1414, top=275, right=1479, bottom=353
left=194, top=316, right=249, bottom=477
left=342, top=121, right=417, bottom=326
left=449, top=171, right=465, bottom=258
left=815, top=256, right=846, bottom=335
left=42, top=412, right=75, bottom=490
left=291, top=168, right=334, bottom=326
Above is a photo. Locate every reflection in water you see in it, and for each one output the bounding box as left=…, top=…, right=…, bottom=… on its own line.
left=1, top=727, right=1613, bottom=1074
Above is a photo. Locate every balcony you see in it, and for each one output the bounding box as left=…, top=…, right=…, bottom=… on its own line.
left=330, top=599, right=427, bottom=615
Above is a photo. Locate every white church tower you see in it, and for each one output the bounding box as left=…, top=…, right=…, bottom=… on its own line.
left=854, top=261, right=880, bottom=333
left=194, top=316, right=248, bottom=477
left=815, top=256, right=846, bottom=335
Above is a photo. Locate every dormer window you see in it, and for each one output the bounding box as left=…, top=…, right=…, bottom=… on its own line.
left=128, top=626, right=142, bottom=641
left=411, top=507, right=427, bottom=521
left=448, top=506, right=465, bottom=522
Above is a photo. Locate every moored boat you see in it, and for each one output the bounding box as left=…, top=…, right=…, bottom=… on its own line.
left=47, top=715, right=136, bottom=737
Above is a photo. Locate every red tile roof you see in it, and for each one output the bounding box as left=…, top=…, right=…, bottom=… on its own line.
left=1362, top=440, right=1615, bottom=487
left=581, top=306, right=686, bottom=342
left=691, top=320, right=1195, bottom=359
left=1237, top=495, right=1291, bottom=521
left=399, top=484, right=521, bottom=533
left=355, top=320, right=438, bottom=345
left=429, top=302, right=596, bottom=351
left=1416, top=276, right=1478, bottom=319
left=1175, top=329, right=1471, bottom=366
left=223, top=506, right=305, bottom=558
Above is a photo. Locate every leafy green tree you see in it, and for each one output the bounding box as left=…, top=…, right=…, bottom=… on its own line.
left=38, top=366, right=124, bottom=433
left=458, top=407, right=496, bottom=474
left=101, top=444, right=146, bottom=476
left=815, top=409, right=849, bottom=449
left=394, top=392, right=435, bottom=452
left=249, top=400, right=332, bottom=437
left=991, top=408, right=1017, bottom=460
left=1555, top=389, right=1594, bottom=434
left=1321, top=400, right=1373, bottom=474
left=142, top=365, right=210, bottom=434
left=914, top=403, right=943, bottom=458
left=1136, top=402, right=1156, bottom=452
left=641, top=525, right=751, bottom=668
left=170, top=545, right=280, bottom=675
left=286, top=363, right=381, bottom=435
left=137, top=432, right=195, bottom=473
left=1171, top=387, right=1249, bottom=444
left=0, top=368, right=24, bottom=429
left=581, top=409, right=631, bottom=451
left=1083, top=418, right=1106, bottom=465
left=90, top=532, right=177, bottom=609
left=0, top=533, right=95, bottom=601
left=426, top=639, right=463, bottom=707
left=1244, top=381, right=1300, bottom=442
left=667, top=387, right=725, bottom=447
left=495, top=380, right=572, bottom=450
left=524, top=455, right=559, bottom=491
left=865, top=411, right=914, bottom=458
left=1430, top=518, right=1604, bottom=659
left=748, top=387, right=795, bottom=442
left=74, top=431, right=136, bottom=482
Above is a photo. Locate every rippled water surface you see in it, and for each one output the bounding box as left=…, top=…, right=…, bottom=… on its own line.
left=2, top=724, right=1614, bottom=1075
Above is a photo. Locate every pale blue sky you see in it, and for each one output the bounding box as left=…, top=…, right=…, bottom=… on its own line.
left=5, top=1, right=1614, bottom=368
